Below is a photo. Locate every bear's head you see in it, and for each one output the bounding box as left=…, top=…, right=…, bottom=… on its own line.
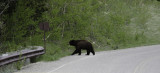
left=69, top=40, right=76, bottom=46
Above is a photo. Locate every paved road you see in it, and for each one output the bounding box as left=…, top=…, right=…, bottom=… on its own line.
left=15, top=45, right=160, bottom=73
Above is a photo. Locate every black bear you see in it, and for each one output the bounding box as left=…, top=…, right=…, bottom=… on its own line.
left=69, top=40, right=95, bottom=55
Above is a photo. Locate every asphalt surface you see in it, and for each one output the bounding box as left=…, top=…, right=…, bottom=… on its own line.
left=14, top=45, right=160, bottom=73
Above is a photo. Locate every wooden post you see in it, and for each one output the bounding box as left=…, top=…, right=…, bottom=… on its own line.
left=39, top=22, right=49, bottom=53
left=44, top=31, right=46, bottom=52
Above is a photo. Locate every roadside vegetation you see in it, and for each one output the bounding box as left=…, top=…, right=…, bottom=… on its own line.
left=0, top=0, right=160, bottom=61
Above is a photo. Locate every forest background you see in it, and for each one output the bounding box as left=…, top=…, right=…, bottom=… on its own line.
left=0, top=0, right=160, bottom=61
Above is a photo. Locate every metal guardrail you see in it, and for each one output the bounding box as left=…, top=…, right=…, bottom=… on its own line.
left=0, top=46, right=45, bottom=66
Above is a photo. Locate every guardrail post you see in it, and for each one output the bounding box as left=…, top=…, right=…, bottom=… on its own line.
left=30, top=56, right=37, bottom=63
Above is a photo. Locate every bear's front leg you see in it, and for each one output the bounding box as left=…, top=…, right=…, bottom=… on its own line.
left=71, top=49, right=78, bottom=55
left=86, top=50, right=90, bottom=55
left=78, top=49, right=81, bottom=55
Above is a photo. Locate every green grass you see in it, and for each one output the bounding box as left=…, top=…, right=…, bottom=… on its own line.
left=36, top=43, right=71, bottom=61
